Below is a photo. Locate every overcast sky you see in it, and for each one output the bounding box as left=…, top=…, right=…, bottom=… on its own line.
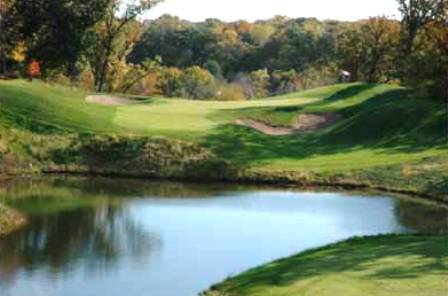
left=145, top=0, right=401, bottom=22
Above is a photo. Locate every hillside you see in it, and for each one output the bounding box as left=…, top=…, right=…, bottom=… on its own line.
left=0, top=80, right=446, bottom=199
left=203, top=234, right=448, bottom=296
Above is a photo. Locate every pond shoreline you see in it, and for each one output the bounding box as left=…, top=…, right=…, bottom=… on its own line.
left=3, top=169, right=446, bottom=205
left=1, top=174, right=446, bottom=296
left=43, top=170, right=448, bottom=204
left=1, top=169, right=446, bottom=236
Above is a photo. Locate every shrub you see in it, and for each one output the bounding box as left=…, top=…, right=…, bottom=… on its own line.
left=204, top=60, right=223, bottom=79
left=27, top=60, right=41, bottom=79
left=215, top=83, right=247, bottom=101
left=178, top=66, right=216, bottom=100
left=52, top=135, right=231, bottom=179
left=233, top=69, right=270, bottom=99
left=132, top=72, right=161, bottom=96
left=271, top=70, right=301, bottom=94
left=78, top=68, right=95, bottom=90
left=249, top=69, right=270, bottom=98
left=301, top=63, right=338, bottom=90
left=233, top=72, right=255, bottom=98
left=157, top=67, right=182, bottom=97
left=48, top=73, right=71, bottom=87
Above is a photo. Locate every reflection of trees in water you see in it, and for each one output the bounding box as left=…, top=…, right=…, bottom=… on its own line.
left=397, top=201, right=448, bottom=234
left=1, top=176, right=446, bottom=289
left=0, top=205, right=160, bottom=287
left=0, top=176, right=255, bottom=200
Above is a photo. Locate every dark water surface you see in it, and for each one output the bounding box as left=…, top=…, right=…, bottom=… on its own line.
left=0, top=177, right=446, bottom=296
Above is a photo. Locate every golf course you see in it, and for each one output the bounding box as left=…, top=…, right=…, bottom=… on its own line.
left=0, top=79, right=446, bottom=198
left=0, top=78, right=447, bottom=296
left=1, top=0, right=447, bottom=295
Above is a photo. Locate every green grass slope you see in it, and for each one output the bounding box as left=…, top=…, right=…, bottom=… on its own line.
left=0, top=79, right=318, bottom=137
left=0, top=80, right=446, bottom=197
left=205, top=83, right=446, bottom=172
left=203, top=235, right=448, bottom=296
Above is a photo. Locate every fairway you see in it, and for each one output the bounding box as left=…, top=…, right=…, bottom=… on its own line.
left=0, top=80, right=446, bottom=175
left=0, top=80, right=320, bottom=137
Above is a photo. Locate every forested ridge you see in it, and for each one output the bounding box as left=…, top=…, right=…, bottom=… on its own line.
left=0, top=0, right=446, bottom=100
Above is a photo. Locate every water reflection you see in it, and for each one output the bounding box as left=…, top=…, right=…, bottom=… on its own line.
left=0, top=204, right=159, bottom=288
left=397, top=200, right=448, bottom=234
left=0, top=177, right=446, bottom=296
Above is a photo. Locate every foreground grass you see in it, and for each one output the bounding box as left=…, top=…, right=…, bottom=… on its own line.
left=204, top=235, right=448, bottom=296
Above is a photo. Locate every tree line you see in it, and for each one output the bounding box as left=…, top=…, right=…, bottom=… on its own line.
left=0, top=0, right=446, bottom=100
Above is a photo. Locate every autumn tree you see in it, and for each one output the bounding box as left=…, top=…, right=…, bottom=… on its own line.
left=397, top=0, right=446, bottom=54
left=99, top=20, right=145, bottom=92
left=0, top=0, right=9, bottom=73
left=248, top=23, right=275, bottom=46
left=397, top=0, right=447, bottom=98
left=429, top=22, right=448, bottom=99
left=0, top=0, right=21, bottom=74
left=338, top=24, right=364, bottom=81
left=27, top=60, right=41, bottom=80
left=92, top=0, right=161, bottom=92
left=12, top=0, right=109, bottom=78
left=359, top=17, right=400, bottom=82
left=414, top=18, right=448, bottom=100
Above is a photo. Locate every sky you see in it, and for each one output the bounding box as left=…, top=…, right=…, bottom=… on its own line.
left=145, top=0, right=401, bottom=22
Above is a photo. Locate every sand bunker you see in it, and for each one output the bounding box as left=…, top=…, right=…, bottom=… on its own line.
left=85, top=95, right=135, bottom=106
left=236, top=113, right=341, bottom=136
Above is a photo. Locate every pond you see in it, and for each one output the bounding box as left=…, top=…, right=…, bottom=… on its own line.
left=0, top=177, right=446, bottom=296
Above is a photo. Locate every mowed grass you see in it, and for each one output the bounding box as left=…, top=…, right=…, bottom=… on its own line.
left=205, top=235, right=448, bottom=296
left=0, top=80, right=318, bottom=137
left=0, top=79, right=446, bottom=172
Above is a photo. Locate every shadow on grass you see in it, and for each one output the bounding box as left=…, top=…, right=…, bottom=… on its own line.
left=0, top=82, right=119, bottom=135
left=322, top=83, right=378, bottom=102
left=212, top=235, right=447, bottom=293
left=202, top=86, right=446, bottom=166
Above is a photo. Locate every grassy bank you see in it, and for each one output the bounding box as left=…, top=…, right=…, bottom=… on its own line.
left=0, top=80, right=446, bottom=200
left=203, top=234, right=448, bottom=296
left=0, top=203, right=26, bottom=235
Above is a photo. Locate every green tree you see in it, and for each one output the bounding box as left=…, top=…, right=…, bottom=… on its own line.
left=157, top=67, right=182, bottom=97
left=204, top=60, right=223, bottom=78
left=12, top=0, right=109, bottom=78
left=249, top=69, right=270, bottom=98
left=248, top=23, right=275, bottom=45
left=98, top=20, right=145, bottom=92
left=427, top=20, right=448, bottom=100
left=92, top=0, right=161, bottom=92
left=338, top=24, right=364, bottom=81
left=397, top=0, right=447, bottom=98
left=179, top=66, right=216, bottom=100
left=359, top=17, right=400, bottom=82
left=271, top=70, right=301, bottom=94
left=0, top=0, right=22, bottom=74
left=397, top=0, right=445, bottom=54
